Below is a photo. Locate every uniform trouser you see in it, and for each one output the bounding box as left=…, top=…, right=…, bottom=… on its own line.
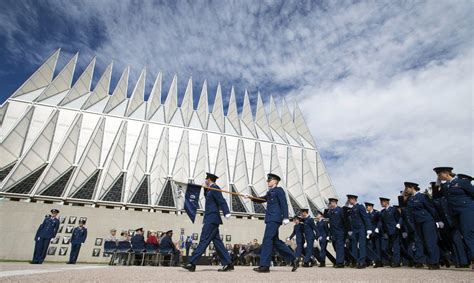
left=366, top=236, right=380, bottom=263
left=319, top=238, right=327, bottom=263
left=304, top=238, right=315, bottom=263
left=294, top=240, right=304, bottom=258
left=451, top=229, right=468, bottom=265
left=454, top=209, right=474, bottom=261
left=260, top=222, right=296, bottom=267
left=68, top=243, right=82, bottom=263
left=33, top=238, right=51, bottom=263
left=412, top=233, right=425, bottom=264
left=415, top=220, right=439, bottom=265
left=351, top=229, right=367, bottom=264
left=332, top=234, right=345, bottom=265
left=189, top=223, right=231, bottom=266
left=387, top=233, right=400, bottom=265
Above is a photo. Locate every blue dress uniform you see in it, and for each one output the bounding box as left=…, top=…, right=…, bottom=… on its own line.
left=188, top=183, right=232, bottom=267
left=440, top=174, right=474, bottom=263
left=324, top=201, right=347, bottom=266
left=345, top=197, right=372, bottom=267
left=301, top=214, right=318, bottom=264
left=406, top=187, right=441, bottom=268
left=377, top=201, right=401, bottom=267
left=254, top=185, right=296, bottom=268
left=68, top=224, right=87, bottom=264
left=160, top=232, right=180, bottom=266
left=365, top=204, right=382, bottom=266
left=32, top=210, right=60, bottom=264
left=315, top=218, right=330, bottom=265
left=288, top=221, right=305, bottom=259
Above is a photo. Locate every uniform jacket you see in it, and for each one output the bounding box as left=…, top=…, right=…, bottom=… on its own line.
left=302, top=216, right=317, bottom=241
left=378, top=206, right=400, bottom=236
left=441, top=176, right=474, bottom=215
left=316, top=219, right=330, bottom=239
left=345, top=203, right=372, bottom=231
left=288, top=224, right=304, bottom=244
left=35, top=216, right=60, bottom=239
left=407, top=192, right=440, bottom=224
left=324, top=206, right=348, bottom=236
left=71, top=226, right=87, bottom=244
left=254, top=187, right=289, bottom=224
left=160, top=235, right=178, bottom=252
left=203, top=184, right=231, bottom=225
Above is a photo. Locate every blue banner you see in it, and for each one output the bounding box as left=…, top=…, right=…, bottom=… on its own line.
left=184, top=184, right=201, bottom=223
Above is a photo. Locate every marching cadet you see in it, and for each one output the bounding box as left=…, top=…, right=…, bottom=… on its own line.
left=245, top=173, right=299, bottom=273
left=434, top=167, right=474, bottom=269
left=31, top=208, right=60, bottom=264
left=67, top=219, right=87, bottom=264
left=315, top=211, right=330, bottom=267
left=324, top=198, right=347, bottom=268
left=287, top=216, right=305, bottom=264
left=398, top=194, right=424, bottom=268
left=365, top=202, right=383, bottom=268
left=345, top=195, right=372, bottom=269
left=376, top=197, right=401, bottom=267
left=403, top=182, right=442, bottom=270
left=183, top=173, right=234, bottom=272
left=300, top=208, right=318, bottom=267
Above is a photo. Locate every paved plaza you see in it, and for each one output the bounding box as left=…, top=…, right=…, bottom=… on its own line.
left=0, top=263, right=472, bottom=282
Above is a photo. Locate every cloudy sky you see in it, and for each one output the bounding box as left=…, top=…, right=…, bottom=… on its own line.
left=0, top=0, right=472, bottom=206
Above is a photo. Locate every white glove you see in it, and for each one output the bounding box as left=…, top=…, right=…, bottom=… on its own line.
left=303, top=243, right=307, bottom=248
left=283, top=219, right=290, bottom=225
left=286, top=237, right=291, bottom=241
left=366, top=230, right=372, bottom=239
left=402, top=232, right=408, bottom=239
left=347, top=231, right=353, bottom=237
left=242, top=193, right=250, bottom=199
left=326, top=236, right=330, bottom=241
left=436, top=222, right=444, bottom=229
left=225, top=214, right=231, bottom=219
left=374, top=228, right=379, bottom=234
left=395, top=224, right=401, bottom=229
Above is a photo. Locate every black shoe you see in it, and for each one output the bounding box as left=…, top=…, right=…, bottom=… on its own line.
left=218, top=264, right=234, bottom=272
left=334, top=264, right=344, bottom=268
left=302, top=262, right=311, bottom=268
left=373, top=262, right=383, bottom=268
left=428, top=264, right=440, bottom=270
left=182, top=263, right=196, bottom=272
left=291, top=259, right=299, bottom=272
left=390, top=263, right=401, bottom=268
left=319, top=262, right=326, bottom=267
left=30, top=261, right=39, bottom=264
left=253, top=266, right=270, bottom=273
left=415, top=263, right=424, bottom=268
left=356, top=264, right=366, bottom=269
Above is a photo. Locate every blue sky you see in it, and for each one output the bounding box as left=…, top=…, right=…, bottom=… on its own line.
left=1, top=0, right=472, bottom=206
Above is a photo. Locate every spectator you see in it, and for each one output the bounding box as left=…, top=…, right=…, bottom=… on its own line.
left=160, top=230, right=181, bottom=266
left=105, top=229, right=118, bottom=242
left=146, top=231, right=159, bottom=246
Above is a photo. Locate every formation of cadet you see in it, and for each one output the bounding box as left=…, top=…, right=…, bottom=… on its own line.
left=67, top=219, right=88, bottom=264
left=31, top=208, right=60, bottom=264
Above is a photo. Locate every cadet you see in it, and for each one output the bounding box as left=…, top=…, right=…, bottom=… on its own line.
left=345, top=195, right=372, bottom=268
left=67, top=219, right=87, bottom=264
left=300, top=208, right=318, bottom=267
left=32, top=208, right=60, bottom=264
left=434, top=167, right=474, bottom=268
left=376, top=197, right=401, bottom=267
left=183, top=173, right=234, bottom=272
left=365, top=202, right=383, bottom=267
left=315, top=211, right=330, bottom=267
left=160, top=230, right=181, bottom=266
left=245, top=173, right=298, bottom=273
left=287, top=216, right=305, bottom=264
left=403, top=182, right=442, bottom=269
left=324, top=198, right=347, bottom=268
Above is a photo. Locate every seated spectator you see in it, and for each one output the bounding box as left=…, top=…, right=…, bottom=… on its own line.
left=146, top=230, right=159, bottom=246
left=105, top=229, right=118, bottom=242
left=119, top=231, right=129, bottom=241
left=159, top=230, right=180, bottom=266
left=131, top=228, right=145, bottom=246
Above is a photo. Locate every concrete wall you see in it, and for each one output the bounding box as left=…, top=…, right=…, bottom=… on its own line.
left=0, top=199, right=294, bottom=263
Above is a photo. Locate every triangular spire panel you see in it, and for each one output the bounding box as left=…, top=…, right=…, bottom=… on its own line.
left=226, top=87, right=241, bottom=134
left=180, top=78, right=194, bottom=126
left=125, top=69, right=146, bottom=117
left=255, top=93, right=272, bottom=140
left=241, top=91, right=257, bottom=137
left=172, top=130, right=189, bottom=184
left=164, top=75, right=178, bottom=123
left=269, top=96, right=287, bottom=142
left=149, top=127, right=169, bottom=205
left=81, top=62, right=113, bottom=110
left=196, top=81, right=208, bottom=129
left=232, top=139, right=252, bottom=212
left=12, top=49, right=60, bottom=98
left=104, top=66, right=129, bottom=113
left=214, top=136, right=229, bottom=204
left=59, top=57, right=96, bottom=106
left=211, top=84, right=224, bottom=132
left=146, top=72, right=162, bottom=120
left=124, top=124, right=148, bottom=203
left=36, top=53, right=78, bottom=102
left=293, top=103, right=316, bottom=147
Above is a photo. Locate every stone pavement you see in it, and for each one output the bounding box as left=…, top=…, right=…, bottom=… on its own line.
left=0, top=263, right=472, bottom=282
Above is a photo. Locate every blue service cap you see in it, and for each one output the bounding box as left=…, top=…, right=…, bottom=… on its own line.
left=433, top=167, right=453, bottom=174
left=267, top=173, right=281, bottom=182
